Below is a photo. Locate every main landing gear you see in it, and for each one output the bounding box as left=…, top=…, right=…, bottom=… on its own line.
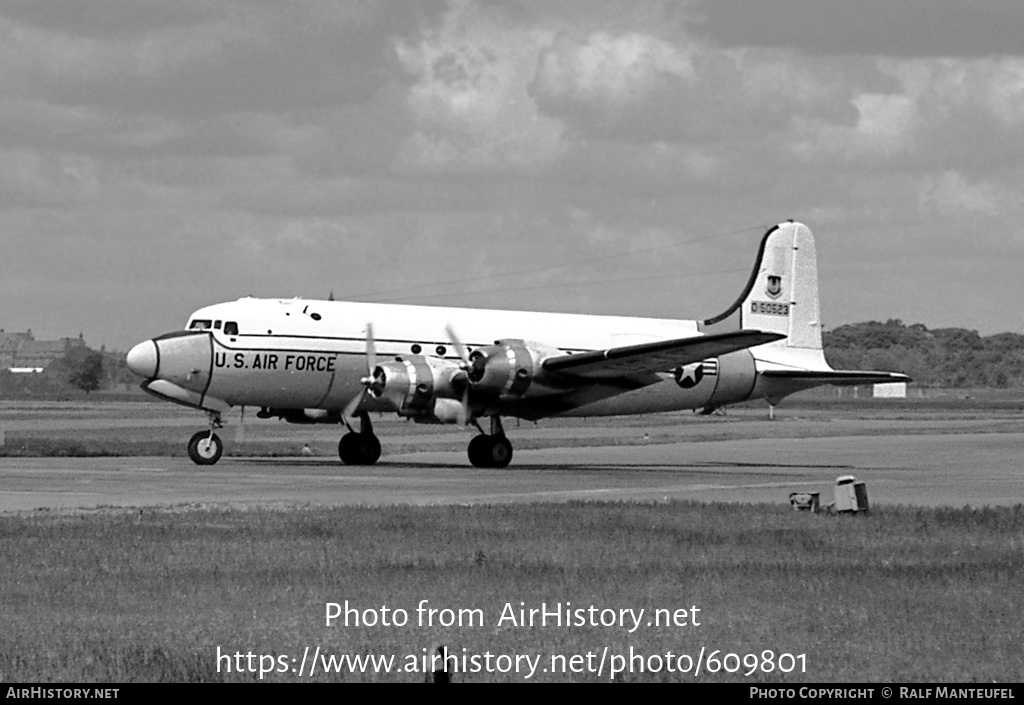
left=188, top=411, right=224, bottom=465
left=184, top=409, right=513, bottom=468
left=338, top=412, right=381, bottom=465
left=468, top=416, right=513, bottom=469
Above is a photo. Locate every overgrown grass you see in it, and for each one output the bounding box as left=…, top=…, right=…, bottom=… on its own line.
left=1, top=502, right=1021, bottom=682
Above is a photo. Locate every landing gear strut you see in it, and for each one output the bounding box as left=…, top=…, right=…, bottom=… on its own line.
left=468, top=416, right=513, bottom=468
left=188, top=411, right=224, bottom=465
left=339, top=412, right=381, bottom=465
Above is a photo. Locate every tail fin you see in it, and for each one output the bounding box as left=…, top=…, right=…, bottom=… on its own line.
left=702, top=221, right=910, bottom=393
left=700, top=220, right=822, bottom=352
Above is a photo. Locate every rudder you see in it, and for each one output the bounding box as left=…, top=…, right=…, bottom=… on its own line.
left=701, top=221, right=823, bottom=352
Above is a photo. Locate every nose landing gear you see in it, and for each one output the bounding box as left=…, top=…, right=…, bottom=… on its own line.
left=188, top=411, right=224, bottom=465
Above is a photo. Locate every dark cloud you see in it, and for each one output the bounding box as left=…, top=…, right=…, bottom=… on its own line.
left=3, top=1, right=426, bottom=116
left=0, top=0, right=217, bottom=37
left=33, top=30, right=399, bottom=116
left=693, top=0, right=1024, bottom=57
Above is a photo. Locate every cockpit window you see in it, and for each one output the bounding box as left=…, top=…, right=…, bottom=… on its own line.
left=224, top=321, right=239, bottom=335
left=214, top=320, right=222, bottom=329
left=189, top=319, right=213, bottom=330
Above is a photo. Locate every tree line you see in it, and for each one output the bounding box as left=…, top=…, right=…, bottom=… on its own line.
left=824, top=320, right=1024, bottom=388
left=0, top=347, right=133, bottom=397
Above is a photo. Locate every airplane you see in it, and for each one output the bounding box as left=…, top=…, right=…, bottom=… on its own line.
left=125, top=220, right=909, bottom=468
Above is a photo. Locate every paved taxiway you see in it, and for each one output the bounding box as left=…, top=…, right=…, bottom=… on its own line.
left=1, top=432, right=1020, bottom=512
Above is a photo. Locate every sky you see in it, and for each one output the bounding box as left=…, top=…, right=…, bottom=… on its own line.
left=2, top=0, right=1023, bottom=351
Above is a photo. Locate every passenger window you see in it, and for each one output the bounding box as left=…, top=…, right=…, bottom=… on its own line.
left=189, top=319, right=213, bottom=330
left=224, top=322, right=239, bottom=335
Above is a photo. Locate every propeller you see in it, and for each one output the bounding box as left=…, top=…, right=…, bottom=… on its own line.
left=342, top=322, right=382, bottom=421
left=444, top=324, right=473, bottom=426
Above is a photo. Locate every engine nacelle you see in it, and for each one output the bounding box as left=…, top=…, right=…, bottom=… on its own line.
left=367, top=341, right=566, bottom=420
left=368, top=355, right=464, bottom=417
left=706, top=350, right=758, bottom=408
left=468, top=339, right=563, bottom=398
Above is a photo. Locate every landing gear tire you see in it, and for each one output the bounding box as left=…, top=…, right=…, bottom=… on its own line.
left=468, top=435, right=513, bottom=468
left=188, top=431, right=223, bottom=466
left=338, top=432, right=381, bottom=465
left=488, top=437, right=513, bottom=468
left=468, top=434, right=490, bottom=467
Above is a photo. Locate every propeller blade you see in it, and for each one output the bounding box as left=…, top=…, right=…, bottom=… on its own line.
left=458, top=385, right=470, bottom=427
left=365, top=322, right=377, bottom=374
left=343, top=389, right=365, bottom=420
left=343, top=323, right=379, bottom=421
left=444, top=324, right=474, bottom=425
left=445, top=324, right=470, bottom=367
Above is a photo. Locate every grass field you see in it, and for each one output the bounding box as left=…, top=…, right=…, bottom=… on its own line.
left=1, top=501, right=1021, bottom=683
left=2, top=394, right=1022, bottom=682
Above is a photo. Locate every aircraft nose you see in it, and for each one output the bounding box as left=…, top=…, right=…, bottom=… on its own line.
left=126, top=340, right=159, bottom=379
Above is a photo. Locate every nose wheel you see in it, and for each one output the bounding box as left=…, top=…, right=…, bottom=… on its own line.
left=339, top=411, right=382, bottom=465
left=187, top=411, right=225, bottom=465
left=188, top=430, right=223, bottom=465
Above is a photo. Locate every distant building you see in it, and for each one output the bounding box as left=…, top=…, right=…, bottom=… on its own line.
left=0, top=329, right=87, bottom=373
left=873, top=382, right=908, bottom=398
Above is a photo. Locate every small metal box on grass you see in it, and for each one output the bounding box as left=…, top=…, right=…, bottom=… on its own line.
left=835, top=475, right=869, bottom=513
left=789, top=492, right=820, bottom=512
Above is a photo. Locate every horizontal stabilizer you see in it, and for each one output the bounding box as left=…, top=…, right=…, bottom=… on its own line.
left=542, top=330, right=785, bottom=379
left=759, top=369, right=911, bottom=387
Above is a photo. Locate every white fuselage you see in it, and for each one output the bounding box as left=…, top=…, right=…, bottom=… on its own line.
left=166, top=296, right=762, bottom=418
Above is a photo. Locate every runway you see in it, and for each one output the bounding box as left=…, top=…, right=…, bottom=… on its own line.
left=1, top=432, right=1020, bottom=512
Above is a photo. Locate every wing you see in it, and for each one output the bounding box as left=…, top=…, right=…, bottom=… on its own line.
left=759, top=369, right=911, bottom=386
left=541, top=329, right=785, bottom=379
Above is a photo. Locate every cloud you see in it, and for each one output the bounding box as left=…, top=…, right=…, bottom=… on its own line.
left=534, top=31, right=696, bottom=106
left=694, top=0, right=1024, bottom=58
left=1, top=0, right=218, bottom=37
left=791, top=57, right=1024, bottom=174
left=394, top=0, right=566, bottom=172
left=532, top=26, right=857, bottom=149
left=0, top=2, right=409, bottom=117
left=917, top=171, right=1008, bottom=219
left=0, top=14, right=223, bottom=89
left=5, top=0, right=1024, bottom=346
left=0, top=148, right=100, bottom=206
